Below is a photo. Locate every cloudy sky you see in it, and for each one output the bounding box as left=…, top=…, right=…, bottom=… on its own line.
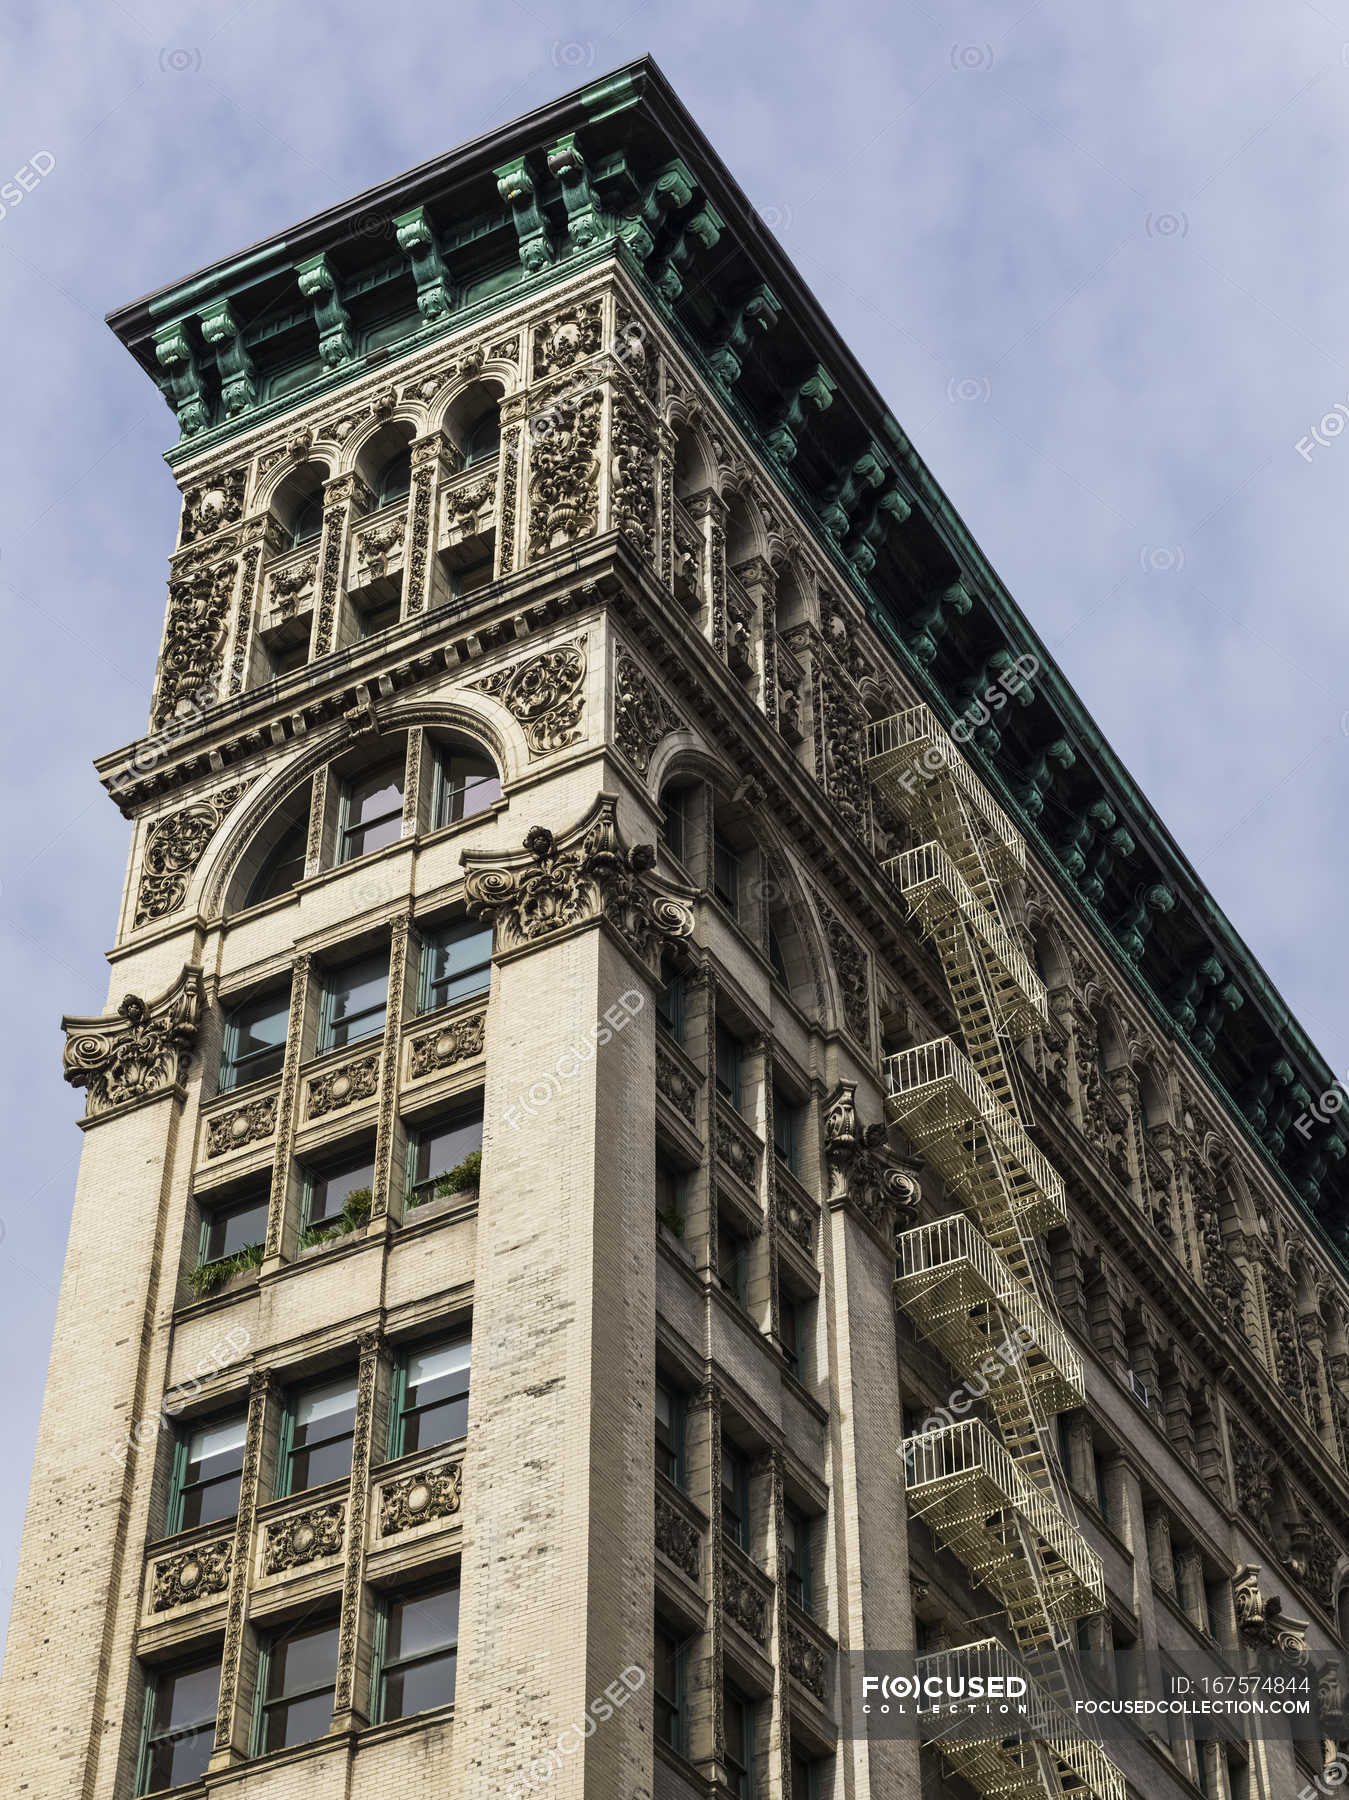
left=2, top=0, right=1348, bottom=1646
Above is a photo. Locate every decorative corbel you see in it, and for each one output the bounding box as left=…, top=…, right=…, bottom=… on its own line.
left=296, top=253, right=355, bottom=368
left=765, top=364, right=837, bottom=469
left=1115, top=883, right=1175, bottom=962
left=819, top=445, right=886, bottom=543
left=707, top=283, right=782, bottom=389
left=653, top=200, right=723, bottom=303
left=199, top=300, right=257, bottom=417
left=62, top=966, right=203, bottom=1120
left=462, top=794, right=695, bottom=968
left=905, top=577, right=971, bottom=665
left=546, top=134, right=605, bottom=248
left=393, top=206, right=455, bottom=322
left=153, top=320, right=211, bottom=436
left=495, top=156, right=555, bottom=272
left=822, top=1080, right=921, bottom=1242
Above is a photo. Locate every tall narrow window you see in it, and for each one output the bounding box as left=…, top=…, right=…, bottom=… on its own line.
left=773, top=1088, right=801, bottom=1173
left=715, top=1022, right=743, bottom=1111
left=419, top=919, right=492, bottom=1012
left=170, top=1411, right=248, bottom=1532
left=655, top=955, right=686, bottom=1044
left=376, top=446, right=412, bottom=505
left=138, top=1655, right=220, bottom=1793
left=337, top=760, right=405, bottom=863
left=713, top=834, right=740, bottom=916
left=407, top=1104, right=484, bottom=1205
left=655, top=1380, right=685, bottom=1486
left=375, top=1580, right=461, bottom=1721
left=791, top=1751, right=819, bottom=1800
left=317, top=951, right=388, bottom=1051
left=661, top=785, right=689, bottom=864
left=724, top=1685, right=754, bottom=1798
left=779, top=1290, right=805, bottom=1379
left=255, top=1617, right=339, bottom=1752
left=390, top=1333, right=472, bottom=1455
left=718, top=1215, right=750, bottom=1311
left=218, top=987, right=289, bottom=1093
left=654, top=1624, right=686, bottom=1752
left=463, top=411, right=500, bottom=467
left=721, top=1445, right=750, bottom=1551
left=291, top=491, right=324, bottom=547
left=279, top=1374, right=358, bottom=1496
left=433, top=745, right=501, bottom=827
left=784, top=1508, right=813, bottom=1612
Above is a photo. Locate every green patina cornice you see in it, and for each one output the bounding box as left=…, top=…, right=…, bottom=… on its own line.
left=105, top=55, right=1349, bottom=1250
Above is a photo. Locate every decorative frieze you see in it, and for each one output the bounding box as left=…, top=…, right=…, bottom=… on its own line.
left=655, top=1041, right=698, bottom=1124
left=786, top=1619, right=831, bottom=1701
left=262, top=1501, right=346, bottom=1574
left=471, top=637, right=587, bottom=758
left=379, top=1456, right=464, bottom=1536
left=463, top=794, right=695, bottom=966
left=135, top=783, right=252, bottom=925
left=816, top=895, right=872, bottom=1049
left=722, top=1553, right=769, bottom=1644
left=609, top=382, right=658, bottom=559
left=613, top=651, right=683, bottom=774
left=441, top=470, right=497, bottom=544
left=352, top=515, right=405, bottom=583
left=179, top=469, right=246, bottom=545
left=306, top=1053, right=380, bottom=1119
left=655, top=1490, right=701, bottom=1580
left=531, top=300, right=602, bottom=378
left=151, top=1538, right=232, bottom=1612
left=715, top=1102, right=760, bottom=1189
left=152, top=558, right=238, bottom=729
left=62, top=967, right=203, bottom=1119
left=206, top=1092, right=277, bottom=1159
left=408, top=1009, right=487, bottom=1079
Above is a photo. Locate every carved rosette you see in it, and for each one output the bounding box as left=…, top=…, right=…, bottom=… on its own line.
left=614, top=652, right=683, bottom=775
left=379, top=1457, right=464, bottom=1536
left=816, top=896, right=873, bottom=1049
left=63, top=967, right=203, bottom=1119
left=463, top=794, right=696, bottom=968
left=471, top=638, right=586, bottom=758
left=306, top=1053, right=380, bottom=1119
left=408, top=1010, right=486, bottom=1078
left=136, top=782, right=252, bottom=925
left=655, top=1491, right=701, bottom=1579
left=206, top=1093, right=277, bottom=1159
left=262, top=1502, right=346, bottom=1574
left=823, top=1081, right=920, bottom=1240
left=152, top=1537, right=233, bottom=1611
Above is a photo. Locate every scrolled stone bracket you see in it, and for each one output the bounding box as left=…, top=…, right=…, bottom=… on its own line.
left=62, top=965, right=203, bottom=1122
left=823, top=1079, right=921, bottom=1244
left=462, top=792, right=695, bottom=972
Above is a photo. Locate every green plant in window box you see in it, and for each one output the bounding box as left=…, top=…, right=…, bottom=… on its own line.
left=300, top=1186, right=374, bottom=1249
left=188, top=1241, right=265, bottom=1297
left=410, top=1149, right=482, bottom=1210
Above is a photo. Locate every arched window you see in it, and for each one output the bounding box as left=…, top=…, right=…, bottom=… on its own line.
left=463, top=412, right=500, bottom=468
left=375, top=445, right=412, bottom=506
left=291, top=490, right=324, bottom=547
left=245, top=812, right=308, bottom=907
left=431, top=741, right=501, bottom=828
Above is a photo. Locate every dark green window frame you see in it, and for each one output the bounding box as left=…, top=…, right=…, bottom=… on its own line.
left=655, top=1379, right=686, bottom=1488
left=717, top=1215, right=750, bottom=1311
left=316, top=951, right=388, bottom=1053
left=369, top=1577, right=461, bottom=1724
left=656, top=957, right=687, bottom=1044
left=218, top=987, right=290, bottom=1094
left=724, top=1684, right=754, bottom=1797
left=136, top=1654, right=220, bottom=1795
left=197, top=1186, right=270, bottom=1267
left=773, top=1088, right=801, bottom=1174
left=784, top=1506, right=813, bottom=1613
left=336, top=759, right=405, bottom=865
left=299, top=1148, right=375, bottom=1237
left=431, top=744, right=501, bottom=829
left=713, top=833, right=740, bottom=917
left=715, top=1022, right=743, bottom=1111
left=721, top=1445, right=750, bottom=1552
left=168, top=1409, right=248, bottom=1534
left=405, top=1103, right=484, bottom=1207
left=276, top=1373, right=358, bottom=1498
left=417, top=918, right=493, bottom=1014
left=251, top=1616, right=339, bottom=1755
left=388, top=1332, right=472, bottom=1459
left=653, top=1623, right=687, bottom=1754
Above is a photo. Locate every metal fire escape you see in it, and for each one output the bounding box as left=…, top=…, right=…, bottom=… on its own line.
left=867, top=705, right=1125, bottom=1800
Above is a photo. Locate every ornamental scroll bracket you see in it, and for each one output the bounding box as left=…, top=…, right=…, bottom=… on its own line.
left=462, top=793, right=695, bottom=969
left=823, top=1080, right=921, bottom=1242
left=1233, top=1565, right=1311, bottom=1670
left=62, top=965, right=203, bottom=1120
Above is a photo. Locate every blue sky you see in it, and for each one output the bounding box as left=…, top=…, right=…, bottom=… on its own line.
left=3, top=0, right=1349, bottom=1648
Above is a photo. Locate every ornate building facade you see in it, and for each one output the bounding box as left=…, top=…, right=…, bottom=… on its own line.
left=3, top=54, right=1349, bottom=1800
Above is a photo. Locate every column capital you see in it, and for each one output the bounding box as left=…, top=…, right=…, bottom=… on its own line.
left=62, top=965, right=203, bottom=1121
left=822, top=1080, right=920, bottom=1243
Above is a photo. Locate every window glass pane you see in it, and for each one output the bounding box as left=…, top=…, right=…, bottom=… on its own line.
left=435, top=749, right=501, bottom=827
left=655, top=1382, right=681, bottom=1484
left=292, top=493, right=324, bottom=546
left=246, top=815, right=308, bottom=907
left=184, top=1415, right=247, bottom=1483
left=154, top=1659, right=220, bottom=1735
left=322, top=954, right=388, bottom=1049
left=306, top=1153, right=375, bottom=1225
left=147, top=1657, right=219, bottom=1789
left=377, top=448, right=412, bottom=504
left=268, top=1620, right=340, bottom=1699
left=387, top=1586, right=460, bottom=1662
left=340, top=761, right=404, bottom=860
left=661, top=787, right=687, bottom=862
left=413, top=1110, right=484, bottom=1185
left=402, top=1336, right=471, bottom=1451
left=464, top=412, right=500, bottom=465
left=714, top=835, right=740, bottom=914
left=715, top=1024, right=741, bottom=1105
left=422, top=921, right=493, bottom=1009
left=221, top=989, right=289, bottom=1091
left=204, top=1192, right=270, bottom=1260
left=294, top=1377, right=357, bottom=1437
left=383, top=1652, right=457, bottom=1720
